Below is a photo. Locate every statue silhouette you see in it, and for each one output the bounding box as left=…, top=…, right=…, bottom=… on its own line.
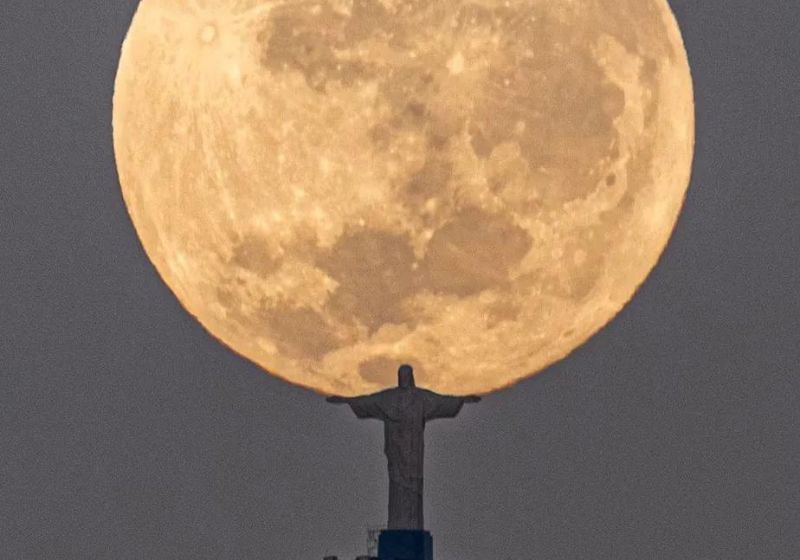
left=327, top=364, right=481, bottom=530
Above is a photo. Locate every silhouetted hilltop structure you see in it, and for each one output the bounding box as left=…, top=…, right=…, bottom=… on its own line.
left=325, top=365, right=480, bottom=560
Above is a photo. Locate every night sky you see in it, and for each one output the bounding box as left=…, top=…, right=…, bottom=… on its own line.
left=2, top=1, right=799, bottom=559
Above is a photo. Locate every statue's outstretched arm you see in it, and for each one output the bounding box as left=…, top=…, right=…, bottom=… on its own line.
left=424, top=391, right=481, bottom=420
left=325, top=392, right=388, bottom=420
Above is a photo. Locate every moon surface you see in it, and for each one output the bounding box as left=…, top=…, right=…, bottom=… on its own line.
left=113, top=0, right=694, bottom=396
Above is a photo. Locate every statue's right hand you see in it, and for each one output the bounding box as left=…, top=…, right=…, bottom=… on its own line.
left=326, top=395, right=348, bottom=404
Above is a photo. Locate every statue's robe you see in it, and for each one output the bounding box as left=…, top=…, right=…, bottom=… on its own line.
left=344, top=387, right=467, bottom=530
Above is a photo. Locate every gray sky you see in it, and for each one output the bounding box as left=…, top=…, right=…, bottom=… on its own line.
left=1, top=1, right=798, bottom=559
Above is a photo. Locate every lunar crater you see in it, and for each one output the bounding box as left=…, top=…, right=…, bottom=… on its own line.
left=114, top=0, right=694, bottom=395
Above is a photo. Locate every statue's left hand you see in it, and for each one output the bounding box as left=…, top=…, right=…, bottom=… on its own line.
left=326, top=395, right=348, bottom=404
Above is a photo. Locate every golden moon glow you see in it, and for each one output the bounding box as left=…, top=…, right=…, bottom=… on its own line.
left=113, top=0, right=694, bottom=396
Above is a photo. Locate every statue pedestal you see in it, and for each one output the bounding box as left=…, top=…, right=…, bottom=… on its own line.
left=378, top=530, right=433, bottom=560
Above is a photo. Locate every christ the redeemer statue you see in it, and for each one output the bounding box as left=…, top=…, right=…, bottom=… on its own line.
left=327, top=364, right=481, bottom=531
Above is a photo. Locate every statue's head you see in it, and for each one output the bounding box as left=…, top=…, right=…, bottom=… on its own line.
left=398, top=364, right=415, bottom=388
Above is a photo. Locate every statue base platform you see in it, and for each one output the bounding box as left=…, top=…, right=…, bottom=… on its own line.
left=378, top=530, right=433, bottom=560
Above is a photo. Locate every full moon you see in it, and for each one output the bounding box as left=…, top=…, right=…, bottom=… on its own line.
left=113, top=0, right=694, bottom=395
